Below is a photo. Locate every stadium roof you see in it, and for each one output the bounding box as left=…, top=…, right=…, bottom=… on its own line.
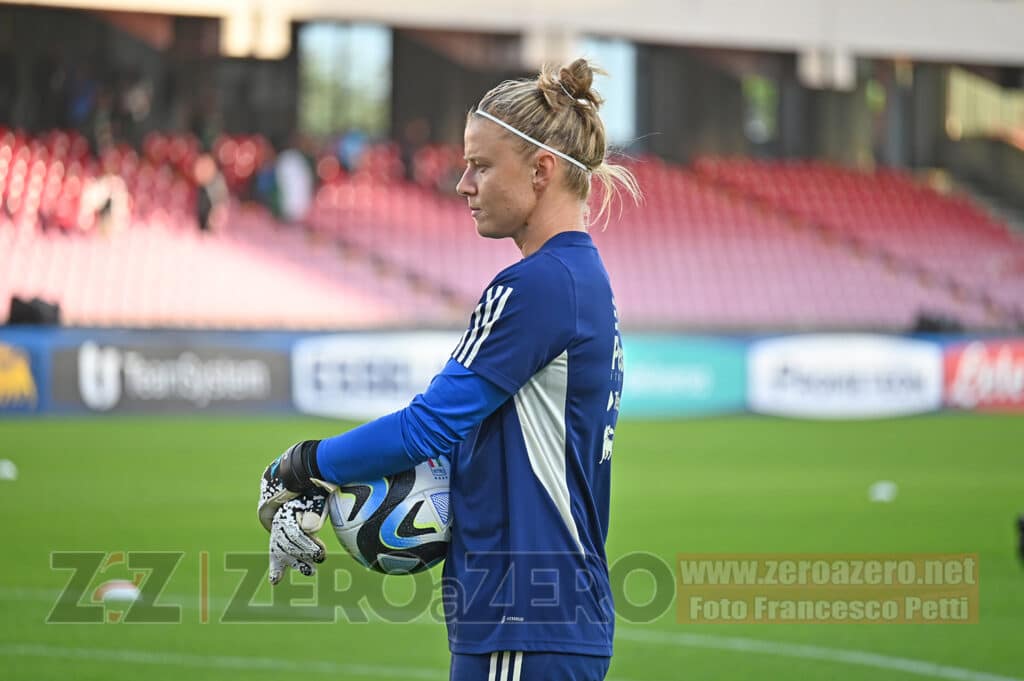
left=7, top=0, right=1024, bottom=66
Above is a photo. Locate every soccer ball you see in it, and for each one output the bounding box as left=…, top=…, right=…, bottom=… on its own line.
left=327, top=456, right=452, bottom=574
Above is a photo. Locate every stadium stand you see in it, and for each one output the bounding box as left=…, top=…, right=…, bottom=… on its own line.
left=0, top=127, right=457, bottom=328
left=308, top=161, right=522, bottom=305
left=0, top=203, right=457, bottom=329
left=309, top=149, right=1004, bottom=330
left=694, top=157, right=1024, bottom=327
left=1, top=127, right=1019, bottom=331
left=592, top=158, right=1000, bottom=329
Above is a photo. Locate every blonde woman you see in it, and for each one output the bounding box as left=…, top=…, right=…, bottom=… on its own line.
left=260, top=58, right=641, bottom=681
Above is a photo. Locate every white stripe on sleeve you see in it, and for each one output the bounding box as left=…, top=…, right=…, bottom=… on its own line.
left=455, top=286, right=500, bottom=364
left=452, top=293, right=488, bottom=359
left=462, top=286, right=513, bottom=367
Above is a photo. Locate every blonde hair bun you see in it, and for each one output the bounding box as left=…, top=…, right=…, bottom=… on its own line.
left=538, top=58, right=606, bottom=112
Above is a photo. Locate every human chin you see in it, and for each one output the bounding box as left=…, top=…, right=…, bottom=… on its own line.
left=473, top=214, right=505, bottom=239
left=475, top=220, right=504, bottom=239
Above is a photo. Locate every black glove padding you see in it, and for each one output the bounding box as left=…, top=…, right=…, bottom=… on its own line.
left=258, top=440, right=327, bottom=532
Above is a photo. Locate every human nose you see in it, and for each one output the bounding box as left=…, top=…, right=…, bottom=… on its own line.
left=456, top=167, right=475, bottom=197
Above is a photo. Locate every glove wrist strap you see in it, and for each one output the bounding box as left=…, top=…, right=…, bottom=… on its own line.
left=280, top=440, right=323, bottom=492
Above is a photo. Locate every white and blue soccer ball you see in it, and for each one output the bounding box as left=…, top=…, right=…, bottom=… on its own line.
left=327, top=455, right=452, bottom=574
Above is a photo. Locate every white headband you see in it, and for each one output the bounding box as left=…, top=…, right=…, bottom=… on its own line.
left=474, top=109, right=590, bottom=172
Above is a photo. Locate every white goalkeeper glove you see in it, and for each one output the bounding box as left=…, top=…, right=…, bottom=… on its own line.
left=258, top=441, right=337, bottom=585
left=268, top=493, right=330, bottom=585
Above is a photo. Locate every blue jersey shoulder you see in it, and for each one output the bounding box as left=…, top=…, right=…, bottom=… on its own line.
left=450, top=252, right=577, bottom=394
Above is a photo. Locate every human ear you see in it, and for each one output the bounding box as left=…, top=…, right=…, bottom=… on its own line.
left=533, top=152, right=557, bottom=190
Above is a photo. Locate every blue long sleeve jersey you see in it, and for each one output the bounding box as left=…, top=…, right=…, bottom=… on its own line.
left=316, top=230, right=623, bottom=658
left=314, top=359, right=508, bottom=484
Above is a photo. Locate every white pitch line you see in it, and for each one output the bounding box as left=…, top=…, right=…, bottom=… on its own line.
left=4, top=588, right=1021, bottom=681
left=615, top=628, right=1024, bottom=681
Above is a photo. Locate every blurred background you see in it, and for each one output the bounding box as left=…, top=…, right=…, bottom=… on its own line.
left=0, top=0, right=1023, bottom=333
left=0, top=1, right=1022, bottom=680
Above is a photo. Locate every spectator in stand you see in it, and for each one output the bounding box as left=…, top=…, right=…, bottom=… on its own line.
left=189, top=90, right=222, bottom=153
left=78, top=172, right=130, bottom=235
left=88, top=87, right=114, bottom=156
left=400, top=117, right=430, bottom=182
left=337, top=128, right=368, bottom=174
left=194, top=153, right=228, bottom=233
left=120, top=70, right=153, bottom=147
left=254, top=149, right=281, bottom=219
left=275, top=136, right=314, bottom=224
left=67, top=63, right=98, bottom=134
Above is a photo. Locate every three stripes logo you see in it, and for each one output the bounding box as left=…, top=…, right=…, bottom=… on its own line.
left=452, top=285, right=514, bottom=368
left=487, top=651, right=523, bottom=681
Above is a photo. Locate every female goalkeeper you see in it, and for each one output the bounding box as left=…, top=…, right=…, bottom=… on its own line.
left=259, top=57, right=641, bottom=681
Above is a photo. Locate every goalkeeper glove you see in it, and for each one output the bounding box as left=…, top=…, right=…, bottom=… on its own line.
left=258, top=440, right=334, bottom=530
left=258, top=441, right=337, bottom=585
left=268, top=493, right=330, bottom=585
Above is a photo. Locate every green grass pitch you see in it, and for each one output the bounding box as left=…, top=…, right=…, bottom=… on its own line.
left=1, top=414, right=1022, bottom=680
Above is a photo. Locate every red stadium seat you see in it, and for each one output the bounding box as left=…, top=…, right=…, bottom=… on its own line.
left=2, top=129, right=1019, bottom=330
